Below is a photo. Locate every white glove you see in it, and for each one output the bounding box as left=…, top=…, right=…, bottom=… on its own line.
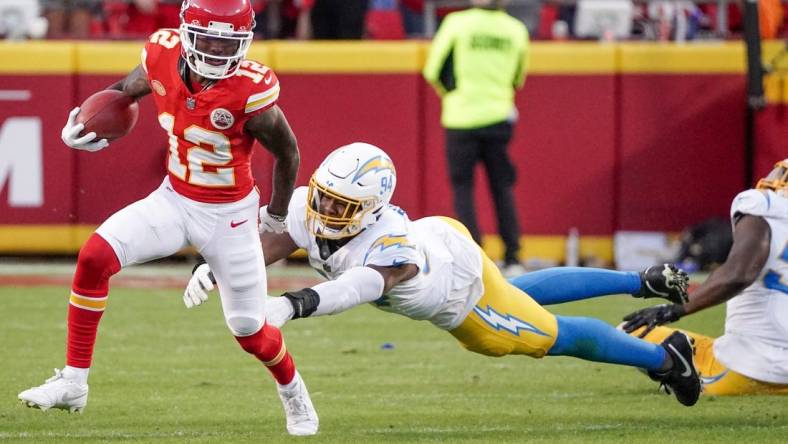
left=184, top=263, right=214, bottom=308
left=61, top=107, right=109, bottom=152
left=259, top=205, right=287, bottom=234
left=266, top=296, right=295, bottom=328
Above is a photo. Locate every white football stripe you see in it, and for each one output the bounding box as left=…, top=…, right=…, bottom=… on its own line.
left=246, top=83, right=280, bottom=105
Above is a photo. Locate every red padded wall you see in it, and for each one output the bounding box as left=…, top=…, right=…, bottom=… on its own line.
left=617, top=74, right=747, bottom=231
left=0, top=75, right=75, bottom=224
left=422, top=75, right=617, bottom=235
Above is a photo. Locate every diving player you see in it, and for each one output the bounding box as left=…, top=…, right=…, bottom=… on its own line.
left=186, top=142, right=703, bottom=406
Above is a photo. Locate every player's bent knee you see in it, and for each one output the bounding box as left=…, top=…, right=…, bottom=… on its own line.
left=78, top=235, right=118, bottom=269
left=226, top=315, right=263, bottom=338
left=75, top=234, right=121, bottom=287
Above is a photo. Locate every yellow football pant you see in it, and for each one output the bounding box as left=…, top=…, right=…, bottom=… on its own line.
left=630, top=326, right=788, bottom=395
left=438, top=217, right=558, bottom=358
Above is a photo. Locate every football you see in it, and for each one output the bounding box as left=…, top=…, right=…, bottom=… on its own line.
left=76, top=90, right=139, bottom=141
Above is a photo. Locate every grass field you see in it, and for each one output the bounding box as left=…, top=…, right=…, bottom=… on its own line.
left=1, top=265, right=786, bottom=443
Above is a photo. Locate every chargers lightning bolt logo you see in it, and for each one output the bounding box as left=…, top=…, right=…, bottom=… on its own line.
left=364, top=234, right=415, bottom=264
left=473, top=305, right=552, bottom=337
left=351, top=156, right=396, bottom=184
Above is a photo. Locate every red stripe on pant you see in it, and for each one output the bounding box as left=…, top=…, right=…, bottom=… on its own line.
left=67, top=234, right=121, bottom=369
left=235, top=323, right=296, bottom=385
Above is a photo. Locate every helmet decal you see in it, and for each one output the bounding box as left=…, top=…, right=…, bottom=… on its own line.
left=351, top=156, right=396, bottom=184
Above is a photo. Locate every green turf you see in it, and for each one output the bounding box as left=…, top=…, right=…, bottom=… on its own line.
left=1, top=273, right=786, bottom=443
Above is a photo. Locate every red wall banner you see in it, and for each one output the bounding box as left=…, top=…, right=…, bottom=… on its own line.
left=0, top=41, right=784, bottom=257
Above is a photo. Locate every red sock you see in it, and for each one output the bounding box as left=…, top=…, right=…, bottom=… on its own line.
left=66, top=234, right=120, bottom=369
left=235, top=323, right=296, bottom=385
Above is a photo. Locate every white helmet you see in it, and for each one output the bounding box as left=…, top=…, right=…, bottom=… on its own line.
left=307, top=143, right=397, bottom=239
left=756, top=158, right=788, bottom=197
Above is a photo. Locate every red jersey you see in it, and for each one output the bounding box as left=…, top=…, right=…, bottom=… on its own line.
left=141, top=29, right=280, bottom=203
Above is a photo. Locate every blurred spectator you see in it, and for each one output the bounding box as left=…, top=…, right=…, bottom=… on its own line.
left=400, top=0, right=423, bottom=36
left=1, top=0, right=47, bottom=39
left=400, top=0, right=459, bottom=38
left=759, top=0, right=783, bottom=39
left=505, top=0, right=542, bottom=36
left=40, top=0, right=99, bottom=38
left=104, top=0, right=180, bottom=39
left=366, top=0, right=405, bottom=39
left=254, top=0, right=313, bottom=39
left=557, top=3, right=577, bottom=36
left=645, top=1, right=701, bottom=41
left=310, top=0, right=368, bottom=39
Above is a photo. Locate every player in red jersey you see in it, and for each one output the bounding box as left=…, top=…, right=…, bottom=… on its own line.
left=18, top=0, right=318, bottom=435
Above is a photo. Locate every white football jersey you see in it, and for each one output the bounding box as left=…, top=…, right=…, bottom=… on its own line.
left=286, top=187, right=484, bottom=330
left=714, top=189, right=788, bottom=384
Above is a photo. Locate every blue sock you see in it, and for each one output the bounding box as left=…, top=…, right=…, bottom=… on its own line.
left=508, top=267, right=641, bottom=305
left=547, top=315, right=666, bottom=371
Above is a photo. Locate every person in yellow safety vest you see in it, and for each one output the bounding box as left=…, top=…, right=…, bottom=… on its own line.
left=423, top=0, right=529, bottom=278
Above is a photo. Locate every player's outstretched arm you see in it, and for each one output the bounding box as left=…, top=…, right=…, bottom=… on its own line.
left=105, top=64, right=151, bottom=99
left=273, top=264, right=419, bottom=323
left=681, top=214, right=770, bottom=315
left=183, top=231, right=300, bottom=309
left=622, top=215, right=770, bottom=335
left=245, top=105, right=299, bottom=222
left=367, top=264, right=419, bottom=294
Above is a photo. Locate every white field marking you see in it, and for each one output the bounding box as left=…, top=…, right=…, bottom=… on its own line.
left=0, top=90, right=31, bottom=101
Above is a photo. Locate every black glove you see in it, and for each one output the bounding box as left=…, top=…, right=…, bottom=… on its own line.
left=621, top=304, right=686, bottom=338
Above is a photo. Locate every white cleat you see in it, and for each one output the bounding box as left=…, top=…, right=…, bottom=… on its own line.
left=277, top=371, right=318, bottom=436
left=18, top=369, right=88, bottom=413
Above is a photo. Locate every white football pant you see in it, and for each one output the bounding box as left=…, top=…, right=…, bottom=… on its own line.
left=96, top=177, right=267, bottom=336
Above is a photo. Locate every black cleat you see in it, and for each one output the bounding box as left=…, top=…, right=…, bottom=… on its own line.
left=648, top=331, right=701, bottom=406
left=634, top=264, right=689, bottom=304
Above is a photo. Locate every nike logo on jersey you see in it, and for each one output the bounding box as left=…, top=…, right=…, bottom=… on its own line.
left=230, top=219, right=248, bottom=228
left=264, top=70, right=274, bottom=85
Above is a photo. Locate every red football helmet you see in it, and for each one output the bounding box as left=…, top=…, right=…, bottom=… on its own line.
left=179, top=0, right=255, bottom=79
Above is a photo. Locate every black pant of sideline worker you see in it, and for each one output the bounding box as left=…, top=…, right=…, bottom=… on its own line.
left=445, top=120, right=521, bottom=266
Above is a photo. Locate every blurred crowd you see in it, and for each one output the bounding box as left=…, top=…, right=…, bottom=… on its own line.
left=0, top=0, right=785, bottom=41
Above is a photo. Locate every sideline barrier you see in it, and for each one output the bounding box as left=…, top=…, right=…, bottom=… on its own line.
left=0, top=41, right=785, bottom=262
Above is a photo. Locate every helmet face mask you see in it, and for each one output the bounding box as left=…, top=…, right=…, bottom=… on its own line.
left=756, top=159, right=788, bottom=197
left=306, top=143, right=397, bottom=240
left=307, top=178, right=369, bottom=239
left=179, top=0, right=255, bottom=79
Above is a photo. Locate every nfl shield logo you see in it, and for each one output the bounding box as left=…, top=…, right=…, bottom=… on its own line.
left=185, top=97, right=196, bottom=110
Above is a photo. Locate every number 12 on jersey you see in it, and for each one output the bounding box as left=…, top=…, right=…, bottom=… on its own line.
left=158, top=113, right=235, bottom=187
